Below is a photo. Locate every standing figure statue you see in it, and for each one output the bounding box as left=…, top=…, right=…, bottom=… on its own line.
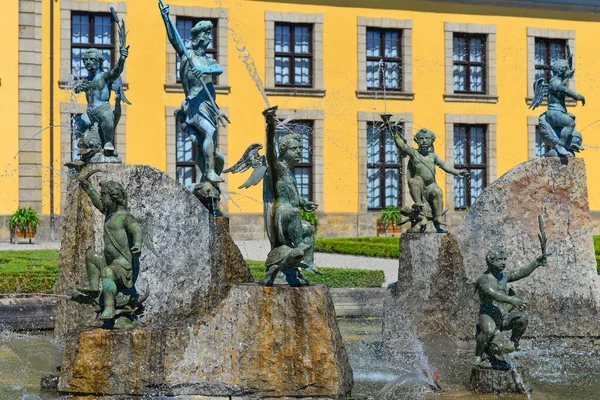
left=224, top=106, right=321, bottom=286
left=71, top=170, right=148, bottom=329
left=382, top=114, right=470, bottom=233
left=471, top=246, right=546, bottom=369
left=530, top=46, right=586, bottom=157
left=159, top=0, right=229, bottom=199
left=71, top=8, right=130, bottom=165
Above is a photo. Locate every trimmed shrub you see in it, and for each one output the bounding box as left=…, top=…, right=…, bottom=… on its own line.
left=0, top=250, right=59, bottom=294
left=315, top=237, right=399, bottom=259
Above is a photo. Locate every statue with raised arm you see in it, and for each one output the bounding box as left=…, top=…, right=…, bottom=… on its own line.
left=158, top=0, right=229, bottom=196
left=71, top=8, right=130, bottom=165
left=71, top=170, right=149, bottom=329
left=530, top=46, right=586, bottom=157
left=471, top=246, right=546, bottom=369
left=382, top=114, right=470, bottom=233
left=224, top=106, right=321, bottom=286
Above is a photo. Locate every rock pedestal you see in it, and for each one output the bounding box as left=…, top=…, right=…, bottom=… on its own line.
left=469, top=367, right=530, bottom=394
left=58, top=284, right=353, bottom=398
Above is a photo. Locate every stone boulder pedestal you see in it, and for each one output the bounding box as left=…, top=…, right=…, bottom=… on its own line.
left=469, top=367, right=530, bottom=394
left=58, top=284, right=353, bottom=399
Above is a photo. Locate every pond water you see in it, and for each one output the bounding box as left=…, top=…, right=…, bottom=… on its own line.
left=2, top=318, right=600, bottom=399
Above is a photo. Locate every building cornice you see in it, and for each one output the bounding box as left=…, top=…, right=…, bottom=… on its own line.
left=420, top=0, right=600, bottom=13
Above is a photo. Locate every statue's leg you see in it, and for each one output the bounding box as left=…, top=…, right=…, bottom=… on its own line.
left=408, top=176, right=425, bottom=206
left=301, top=220, right=320, bottom=274
left=215, top=148, right=225, bottom=176
left=503, top=312, right=528, bottom=350
left=427, top=184, right=445, bottom=233
left=100, top=266, right=118, bottom=320
left=193, top=117, right=223, bottom=184
left=79, top=249, right=104, bottom=291
left=97, top=109, right=116, bottom=152
left=473, top=314, right=496, bottom=365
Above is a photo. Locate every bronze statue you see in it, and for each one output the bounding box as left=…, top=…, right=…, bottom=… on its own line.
left=382, top=114, right=469, bottom=233
left=72, top=170, right=148, bottom=328
left=225, top=107, right=320, bottom=286
left=530, top=45, right=586, bottom=157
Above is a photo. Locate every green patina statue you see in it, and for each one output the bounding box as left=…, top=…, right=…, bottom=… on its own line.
left=159, top=0, right=229, bottom=205
left=71, top=8, right=130, bottom=165
left=225, top=106, right=321, bottom=286
left=72, top=170, right=148, bottom=329
left=382, top=114, right=469, bottom=233
left=471, top=246, right=546, bottom=369
left=530, top=45, right=586, bottom=157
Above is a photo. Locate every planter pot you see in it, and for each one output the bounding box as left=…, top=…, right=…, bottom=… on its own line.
left=10, top=225, right=37, bottom=244
left=377, top=221, right=402, bottom=236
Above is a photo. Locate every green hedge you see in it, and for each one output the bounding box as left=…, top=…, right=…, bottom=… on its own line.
left=315, top=237, right=399, bottom=259
left=247, top=260, right=385, bottom=288
left=0, top=250, right=59, bottom=294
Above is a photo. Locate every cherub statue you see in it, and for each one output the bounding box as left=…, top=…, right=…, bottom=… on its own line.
left=159, top=0, right=229, bottom=196
left=382, top=114, right=470, bottom=233
left=530, top=46, right=586, bottom=157
left=71, top=8, right=130, bottom=164
left=71, top=170, right=149, bottom=329
left=224, top=106, right=321, bottom=286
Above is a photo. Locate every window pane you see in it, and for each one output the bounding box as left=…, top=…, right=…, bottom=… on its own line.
left=453, top=65, right=466, bottom=91
left=470, top=126, right=485, bottom=164
left=535, top=126, right=548, bottom=158
left=385, top=62, right=400, bottom=89
left=470, top=169, right=484, bottom=203
left=469, top=37, right=484, bottom=62
left=294, top=167, right=310, bottom=200
left=366, top=29, right=381, bottom=57
left=550, top=42, right=564, bottom=63
left=469, top=65, right=483, bottom=92
left=385, top=168, right=399, bottom=207
left=294, top=26, right=310, bottom=53
left=294, top=57, right=310, bottom=85
left=454, top=126, right=467, bottom=165
left=367, top=124, right=381, bottom=164
left=535, top=41, right=547, bottom=66
left=72, top=14, right=89, bottom=44
left=275, top=56, right=290, bottom=84
left=94, top=15, right=112, bottom=45
left=102, top=50, right=111, bottom=72
left=367, top=168, right=381, bottom=208
left=385, top=133, right=398, bottom=164
left=72, top=48, right=85, bottom=78
left=384, top=31, right=399, bottom=58
left=367, top=61, right=380, bottom=88
left=454, top=175, right=467, bottom=209
left=453, top=36, right=467, bottom=61
left=176, top=128, right=194, bottom=162
left=275, top=25, right=291, bottom=53
left=176, top=167, right=194, bottom=187
left=534, top=68, right=546, bottom=81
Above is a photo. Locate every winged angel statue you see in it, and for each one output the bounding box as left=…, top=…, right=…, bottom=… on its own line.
left=225, top=107, right=321, bottom=287
left=529, top=46, right=586, bottom=157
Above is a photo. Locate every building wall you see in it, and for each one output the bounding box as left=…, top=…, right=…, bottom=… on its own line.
left=3, top=0, right=600, bottom=239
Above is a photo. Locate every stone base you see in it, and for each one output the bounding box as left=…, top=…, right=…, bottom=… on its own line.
left=58, top=283, right=353, bottom=399
left=469, top=366, right=530, bottom=394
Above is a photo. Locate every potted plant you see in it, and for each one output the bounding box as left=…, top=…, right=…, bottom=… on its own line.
left=377, top=206, right=402, bottom=236
left=9, top=207, right=40, bottom=244
left=300, top=209, right=319, bottom=234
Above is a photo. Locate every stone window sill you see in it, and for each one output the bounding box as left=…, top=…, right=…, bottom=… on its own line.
left=265, top=87, right=326, bottom=98
left=59, top=81, right=129, bottom=91
left=526, top=97, right=577, bottom=107
left=164, top=84, right=231, bottom=95
left=444, top=93, right=498, bottom=103
left=356, top=90, right=415, bottom=100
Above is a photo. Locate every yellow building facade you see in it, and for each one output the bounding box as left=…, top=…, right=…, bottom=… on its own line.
left=2, top=0, right=600, bottom=239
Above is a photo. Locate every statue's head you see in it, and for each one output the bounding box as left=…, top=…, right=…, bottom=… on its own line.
left=486, top=245, right=507, bottom=273
left=552, top=59, right=570, bottom=77
left=190, top=20, right=213, bottom=49
left=82, top=48, right=104, bottom=72
left=278, top=133, right=303, bottom=167
left=100, top=181, right=128, bottom=210
left=414, top=128, right=436, bottom=151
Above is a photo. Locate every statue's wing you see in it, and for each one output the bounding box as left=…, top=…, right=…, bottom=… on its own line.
left=223, top=143, right=267, bottom=189
left=111, top=76, right=132, bottom=105
left=529, top=77, right=548, bottom=110
left=453, top=279, right=476, bottom=315
left=136, top=213, right=158, bottom=259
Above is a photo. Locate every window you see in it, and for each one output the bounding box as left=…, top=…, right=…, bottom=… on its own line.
left=366, top=28, right=402, bottom=90
left=175, top=17, right=218, bottom=84
left=367, top=122, right=402, bottom=209
left=535, top=126, right=551, bottom=158
left=453, top=34, right=486, bottom=94
left=275, top=120, right=314, bottom=201
left=175, top=122, right=197, bottom=187
left=535, top=38, right=566, bottom=83
left=274, top=23, right=313, bottom=87
left=71, top=13, right=114, bottom=77
left=453, top=124, right=487, bottom=209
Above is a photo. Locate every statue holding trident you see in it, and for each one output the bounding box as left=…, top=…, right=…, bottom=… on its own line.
left=158, top=0, right=229, bottom=193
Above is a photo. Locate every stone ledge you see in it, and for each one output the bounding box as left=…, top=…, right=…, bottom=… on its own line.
left=58, top=81, right=129, bottom=91
left=356, top=90, right=415, bottom=100
left=164, top=84, right=231, bottom=94
left=526, top=97, right=577, bottom=107
left=265, top=87, right=326, bottom=97
left=443, top=93, right=498, bottom=103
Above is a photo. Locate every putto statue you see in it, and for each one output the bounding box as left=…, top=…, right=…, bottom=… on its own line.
left=530, top=46, right=586, bottom=157
left=71, top=170, right=149, bottom=329
left=382, top=114, right=470, bottom=233
left=159, top=0, right=229, bottom=211
left=225, top=106, right=321, bottom=286
left=71, top=8, right=130, bottom=164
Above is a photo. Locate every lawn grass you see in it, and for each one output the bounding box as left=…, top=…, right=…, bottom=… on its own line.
left=0, top=250, right=385, bottom=293
left=315, top=237, right=399, bottom=259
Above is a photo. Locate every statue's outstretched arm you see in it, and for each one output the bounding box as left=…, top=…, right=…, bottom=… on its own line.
left=390, top=130, right=413, bottom=157
left=107, top=45, right=129, bottom=82
left=507, top=255, right=546, bottom=282
left=552, top=80, right=585, bottom=104
left=125, top=215, right=143, bottom=256
left=435, top=154, right=469, bottom=178
left=159, top=3, right=185, bottom=57
left=479, top=278, right=518, bottom=305
left=264, top=108, right=280, bottom=193
left=81, top=182, right=105, bottom=214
